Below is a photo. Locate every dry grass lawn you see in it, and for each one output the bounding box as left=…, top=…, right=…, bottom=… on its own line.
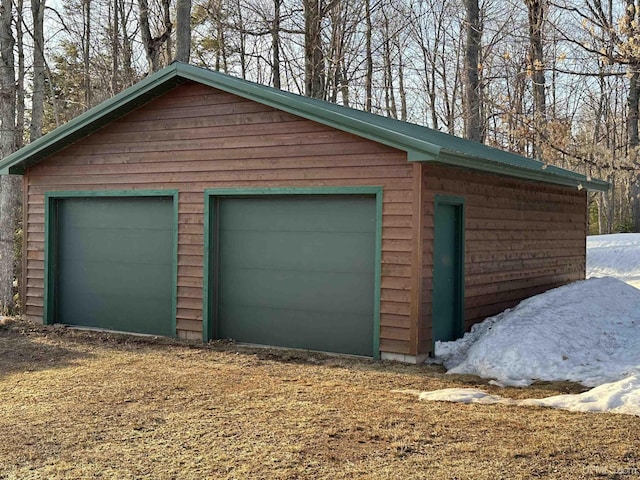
left=1, top=318, right=639, bottom=480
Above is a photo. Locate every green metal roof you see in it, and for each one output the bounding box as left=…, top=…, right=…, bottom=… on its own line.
left=0, top=62, right=608, bottom=192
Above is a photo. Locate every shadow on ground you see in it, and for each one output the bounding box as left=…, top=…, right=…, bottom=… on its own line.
left=0, top=318, right=94, bottom=380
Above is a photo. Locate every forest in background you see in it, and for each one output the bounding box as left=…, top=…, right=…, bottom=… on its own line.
left=1, top=0, right=640, bottom=312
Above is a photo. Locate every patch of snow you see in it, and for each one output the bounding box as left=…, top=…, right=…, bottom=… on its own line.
left=397, top=374, right=640, bottom=416
left=522, top=371, right=640, bottom=416
left=403, top=234, right=640, bottom=416
left=437, top=277, right=640, bottom=387
left=587, top=233, right=640, bottom=288
left=395, top=388, right=509, bottom=405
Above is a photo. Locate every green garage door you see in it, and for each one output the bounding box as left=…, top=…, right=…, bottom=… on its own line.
left=54, top=196, right=174, bottom=336
left=213, top=195, right=376, bottom=356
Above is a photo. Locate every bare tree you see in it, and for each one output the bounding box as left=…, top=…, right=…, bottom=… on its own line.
left=139, top=0, right=172, bottom=71
left=0, top=0, right=20, bottom=314
left=463, top=0, right=482, bottom=141
left=175, top=0, right=192, bottom=62
left=525, top=0, right=546, bottom=158
left=304, top=0, right=326, bottom=98
left=30, top=0, right=45, bottom=140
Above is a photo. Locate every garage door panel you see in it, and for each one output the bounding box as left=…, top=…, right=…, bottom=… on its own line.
left=219, top=268, right=374, bottom=314
left=219, top=231, right=375, bottom=272
left=59, top=261, right=172, bottom=299
left=55, top=196, right=174, bottom=336
left=60, top=229, right=173, bottom=265
left=60, top=197, right=173, bottom=229
left=219, top=304, right=373, bottom=356
left=215, top=195, right=376, bottom=356
left=60, top=293, right=172, bottom=335
left=219, top=196, right=376, bottom=233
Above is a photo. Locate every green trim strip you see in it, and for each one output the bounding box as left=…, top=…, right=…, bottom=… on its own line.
left=424, top=154, right=609, bottom=193
left=43, top=189, right=179, bottom=337
left=0, top=62, right=608, bottom=192
left=202, top=186, right=383, bottom=359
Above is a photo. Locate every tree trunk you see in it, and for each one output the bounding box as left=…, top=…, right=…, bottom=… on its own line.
left=0, top=0, right=20, bottom=314
left=138, top=0, right=172, bottom=72
left=526, top=0, right=546, bottom=158
left=397, top=36, right=407, bottom=121
left=30, top=0, right=45, bottom=140
left=15, top=0, right=24, bottom=148
left=382, top=14, right=396, bottom=118
left=628, top=68, right=640, bottom=232
left=364, top=0, right=372, bottom=112
left=119, top=0, right=135, bottom=85
left=271, top=0, right=281, bottom=89
left=304, top=0, right=325, bottom=98
left=111, top=0, right=119, bottom=94
left=175, top=0, right=191, bottom=62
left=463, top=0, right=481, bottom=141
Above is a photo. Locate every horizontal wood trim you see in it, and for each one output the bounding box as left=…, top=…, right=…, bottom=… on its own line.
left=177, top=297, right=202, bottom=310
left=465, top=255, right=585, bottom=276
left=380, top=314, right=411, bottom=329
left=26, top=305, right=44, bottom=316
left=176, top=319, right=203, bottom=333
left=177, top=277, right=203, bottom=288
left=464, top=282, right=562, bottom=310
left=381, top=276, right=412, bottom=290
left=25, top=296, right=44, bottom=307
left=379, top=338, right=411, bottom=355
left=381, top=288, right=411, bottom=303
left=380, top=326, right=410, bottom=342
left=465, top=272, right=583, bottom=298
left=178, top=244, right=204, bottom=256
left=177, top=286, right=203, bottom=299
left=176, top=307, right=202, bottom=320
left=26, top=250, right=44, bottom=260
left=381, top=301, right=411, bottom=316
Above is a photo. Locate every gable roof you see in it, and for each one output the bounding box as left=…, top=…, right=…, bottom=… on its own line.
left=0, top=62, right=608, bottom=191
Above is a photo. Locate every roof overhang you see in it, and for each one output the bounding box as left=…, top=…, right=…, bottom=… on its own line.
left=0, top=62, right=610, bottom=193
left=407, top=151, right=610, bottom=192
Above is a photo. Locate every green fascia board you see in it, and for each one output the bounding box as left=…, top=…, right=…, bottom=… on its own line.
left=429, top=151, right=609, bottom=192
left=0, top=61, right=608, bottom=192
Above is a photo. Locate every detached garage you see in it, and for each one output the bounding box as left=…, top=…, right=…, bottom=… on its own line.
left=0, top=62, right=607, bottom=362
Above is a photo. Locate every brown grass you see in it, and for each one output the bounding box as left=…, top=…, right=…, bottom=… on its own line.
left=0, top=317, right=638, bottom=480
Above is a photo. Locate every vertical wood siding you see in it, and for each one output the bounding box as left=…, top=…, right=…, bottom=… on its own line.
left=24, top=81, right=417, bottom=354
left=420, top=164, right=587, bottom=354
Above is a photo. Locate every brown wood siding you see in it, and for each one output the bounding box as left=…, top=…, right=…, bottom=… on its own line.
left=24, top=81, right=417, bottom=354
left=420, top=164, right=587, bottom=354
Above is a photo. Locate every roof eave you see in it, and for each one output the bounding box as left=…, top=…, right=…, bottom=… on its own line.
left=409, top=151, right=610, bottom=192
left=0, top=64, right=186, bottom=175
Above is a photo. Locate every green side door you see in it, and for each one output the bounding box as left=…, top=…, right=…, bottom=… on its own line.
left=432, top=198, right=465, bottom=344
left=54, top=196, right=174, bottom=336
left=213, top=195, right=376, bottom=356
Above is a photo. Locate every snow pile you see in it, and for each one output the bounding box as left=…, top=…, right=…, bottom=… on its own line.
left=400, top=234, right=640, bottom=416
left=437, top=277, right=640, bottom=387
left=521, top=372, right=640, bottom=416
left=397, top=373, right=640, bottom=415
left=587, top=233, right=640, bottom=288
left=400, top=388, right=510, bottom=405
